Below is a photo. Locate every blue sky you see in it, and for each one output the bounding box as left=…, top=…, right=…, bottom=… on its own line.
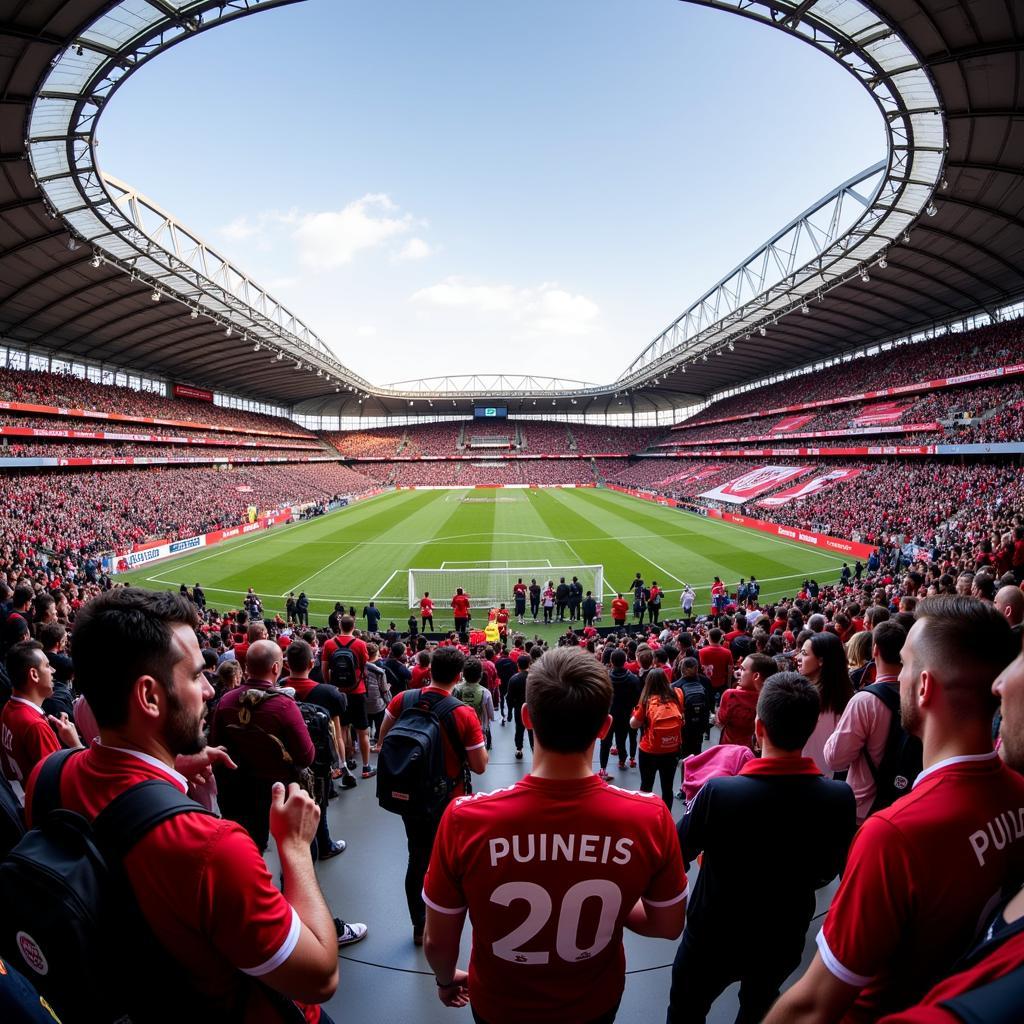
left=99, top=0, right=884, bottom=384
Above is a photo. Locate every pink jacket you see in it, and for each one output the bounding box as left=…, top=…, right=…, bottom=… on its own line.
left=823, top=682, right=896, bottom=820
left=681, top=743, right=755, bottom=804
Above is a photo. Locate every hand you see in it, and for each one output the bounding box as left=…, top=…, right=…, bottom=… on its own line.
left=47, top=713, right=81, bottom=748
left=269, top=781, right=320, bottom=850
left=436, top=969, right=470, bottom=1007
left=175, top=745, right=238, bottom=786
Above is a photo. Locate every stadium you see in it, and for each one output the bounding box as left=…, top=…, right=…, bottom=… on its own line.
left=0, top=1, right=1022, bottom=1022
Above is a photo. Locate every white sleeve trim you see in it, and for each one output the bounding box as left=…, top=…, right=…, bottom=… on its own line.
left=465, top=741, right=486, bottom=751
left=816, top=928, right=875, bottom=988
left=422, top=889, right=466, bottom=915
left=241, top=907, right=301, bottom=977
left=643, top=879, right=690, bottom=908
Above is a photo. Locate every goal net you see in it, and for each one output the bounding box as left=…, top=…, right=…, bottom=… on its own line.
left=408, top=565, right=605, bottom=610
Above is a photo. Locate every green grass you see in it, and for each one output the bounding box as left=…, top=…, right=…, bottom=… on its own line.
left=120, top=488, right=849, bottom=633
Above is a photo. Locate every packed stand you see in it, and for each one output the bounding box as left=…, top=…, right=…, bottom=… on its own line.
left=321, top=428, right=404, bottom=458
left=401, top=422, right=464, bottom=456
left=519, top=421, right=572, bottom=452
left=0, top=442, right=333, bottom=463
left=0, top=367, right=314, bottom=437
left=566, top=424, right=666, bottom=454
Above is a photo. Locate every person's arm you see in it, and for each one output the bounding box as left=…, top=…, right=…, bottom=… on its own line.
left=629, top=703, right=644, bottom=731
left=46, top=712, right=83, bottom=750
left=467, top=746, right=488, bottom=774
left=258, top=783, right=339, bottom=1003
left=625, top=896, right=686, bottom=939
left=676, top=783, right=710, bottom=868
left=423, top=907, right=470, bottom=1007
left=822, top=695, right=869, bottom=771
left=762, top=953, right=860, bottom=1024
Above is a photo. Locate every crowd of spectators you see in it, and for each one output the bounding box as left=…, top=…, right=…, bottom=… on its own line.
left=360, top=460, right=599, bottom=487
left=680, top=318, right=1024, bottom=426
left=0, top=442, right=334, bottom=463
left=322, top=429, right=405, bottom=458
left=0, top=463, right=376, bottom=583
left=402, top=422, right=464, bottom=457
left=519, top=421, right=571, bottom=451
left=568, top=424, right=665, bottom=454
left=0, top=367, right=313, bottom=437
left=606, top=458, right=762, bottom=493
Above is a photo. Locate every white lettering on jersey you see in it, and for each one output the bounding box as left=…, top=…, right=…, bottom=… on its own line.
left=968, top=807, right=1024, bottom=866
left=488, top=833, right=634, bottom=867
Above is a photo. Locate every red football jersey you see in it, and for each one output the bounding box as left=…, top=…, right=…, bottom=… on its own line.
left=452, top=594, right=471, bottom=617
left=1, top=697, right=60, bottom=789
left=420, top=597, right=434, bottom=616
left=818, top=753, right=1024, bottom=1021
left=424, top=774, right=687, bottom=1023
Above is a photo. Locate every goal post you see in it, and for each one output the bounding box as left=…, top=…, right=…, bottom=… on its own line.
left=408, top=565, right=605, bottom=610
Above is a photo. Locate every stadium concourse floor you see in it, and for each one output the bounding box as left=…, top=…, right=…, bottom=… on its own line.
left=265, top=719, right=838, bottom=1022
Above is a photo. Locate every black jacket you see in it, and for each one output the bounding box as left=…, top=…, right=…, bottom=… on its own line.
left=608, top=668, right=641, bottom=720
left=679, top=758, right=855, bottom=958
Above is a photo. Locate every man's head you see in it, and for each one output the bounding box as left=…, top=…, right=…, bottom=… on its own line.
left=71, top=588, right=209, bottom=754
left=755, top=672, right=821, bottom=753
left=12, top=585, right=33, bottom=611
left=339, top=614, right=355, bottom=635
left=871, top=620, right=906, bottom=672
left=462, top=658, right=483, bottom=685
left=285, top=639, right=315, bottom=676
left=430, top=646, right=465, bottom=688
left=994, top=585, right=1024, bottom=628
left=37, top=622, right=66, bottom=654
left=7, top=640, right=53, bottom=700
left=246, top=621, right=268, bottom=643
left=245, top=639, right=283, bottom=683
left=807, top=613, right=826, bottom=634
left=736, top=653, right=777, bottom=692
left=899, top=596, right=1016, bottom=739
left=609, top=648, right=626, bottom=669
left=524, top=647, right=611, bottom=754
left=680, top=657, right=699, bottom=678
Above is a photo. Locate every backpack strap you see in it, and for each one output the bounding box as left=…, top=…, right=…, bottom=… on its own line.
left=863, top=682, right=900, bottom=713
left=939, top=962, right=1024, bottom=1024
left=408, top=690, right=468, bottom=767
left=93, top=779, right=215, bottom=862
left=31, top=747, right=83, bottom=822
left=862, top=683, right=902, bottom=786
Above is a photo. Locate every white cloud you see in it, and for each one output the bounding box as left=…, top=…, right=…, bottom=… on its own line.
left=411, top=277, right=600, bottom=336
left=220, top=215, right=261, bottom=241
left=395, top=237, right=434, bottom=262
left=292, top=193, right=413, bottom=269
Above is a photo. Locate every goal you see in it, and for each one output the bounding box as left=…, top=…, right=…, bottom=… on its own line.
left=408, top=565, right=605, bottom=610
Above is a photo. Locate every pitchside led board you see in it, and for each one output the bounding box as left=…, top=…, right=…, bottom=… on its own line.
left=474, top=405, right=508, bottom=419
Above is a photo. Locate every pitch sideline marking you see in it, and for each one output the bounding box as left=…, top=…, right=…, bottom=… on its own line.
left=370, top=569, right=400, bottom=600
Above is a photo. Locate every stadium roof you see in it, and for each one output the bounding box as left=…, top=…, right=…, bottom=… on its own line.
left=1, top=0, right=1022, bottom=419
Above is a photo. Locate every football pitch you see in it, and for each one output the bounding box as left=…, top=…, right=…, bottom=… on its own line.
left=122, top=488, right=850, bottom=630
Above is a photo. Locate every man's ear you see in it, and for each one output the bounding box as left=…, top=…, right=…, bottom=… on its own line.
left=522, top=704, right=533, bottom=730
left=133, top=674, right=164, bottom=722
left=597, top=713, right=613, bottom=741
left=754, top=717, right=765, bottom=741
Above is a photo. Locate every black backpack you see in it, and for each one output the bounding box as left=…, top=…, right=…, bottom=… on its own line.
left=863, top=683, right=923, bottom=813
left=0, top=748, right=214, bottom=1022
left=298, top=700, right=339, bottom=781
left=327, top=636, right=359, bottom=691
left=0, top=773, right=24, bottom=858
left=377, top=689, right=468, bottom=818
left=680, top=679, right=711, bottom=737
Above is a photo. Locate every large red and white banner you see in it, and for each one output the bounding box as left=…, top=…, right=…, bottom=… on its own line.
left=771, top=414, right=816, bottom=433
left=758, top=468, right=865, bottom=507
left=660, top=464, right=724, bottom=486
left=851, top=402, right=910, bottom=427
left=699, top=465, right=806, bottom=505
left=706, top=509, right=876, bottom=558
left=173, top=383, right=214, bottom=403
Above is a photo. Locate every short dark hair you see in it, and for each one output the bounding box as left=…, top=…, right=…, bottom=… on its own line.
left=7, top=640, right=46, bottom=688
left=71, top=588, right=200, bottom=728
left=872, top=620, right=906, bottom=665
left=339, top=615, right=355, bottom=633
left=757, top=672, right=821, bottom=751
left=430, top=646, right=466, bottom=685
left=517, top=654, right=531, bottom=670
left=36, top=622, right=66, bottom=651
left=390, top=641, right=405, bottom=658
left=462, top=657, right=483, bottom=684
left=746, top=652, right=777, bottom=681
left=610, top=648, right=626, bottom=668
left=285, top=639, right=314, bottom=672
left=12, top=585, right=33, bottom=609
left=526, top=648, right=611, bottom=754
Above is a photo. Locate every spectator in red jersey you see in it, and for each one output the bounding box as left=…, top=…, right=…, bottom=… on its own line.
left=378, top=646, right=487, bottom=947
left=23, top=588, right=340, bottom=1019
left=320, top=615, right=374, bottom=779
left=698, top=628, right=733, bottom=705
left=208, top=640, right=315, bottom=854
left=422, top=646, right=687, bottom=1023
left=877, top=630, right=1024, bottom=1022
left=765, top=596, right=1024, bottom=1024
left=420, top=592, right=435, bottom=631
left=451, top=588, right=471, bottom=635
left=610, top=593, right=629, bottom=627
left=716, top=653, right=775, bottom=748
left=1, top=640, right=81, bottom=800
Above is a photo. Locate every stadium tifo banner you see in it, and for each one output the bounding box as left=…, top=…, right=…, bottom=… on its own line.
left=670, top=361, right=1024, bottom=430
left=771, top=414, right=816, bottom=433
left=698, top=465, right=806, bottom=504
left=0, top=400, right=309, bottom=439
left=0, top=425, right=308, bottom=449
left=851, top=401, right=910, bottom=426
left=663, top=422, right=941, bottom=447
left=109, top=510, right=294, bottom=574
left=646, top=445, right=937, bottom=458
left=605, top=484, right=679, bottom=506
left=706, top=509, right=876, bottom=559
left=757, top=468, right=865, bottom=507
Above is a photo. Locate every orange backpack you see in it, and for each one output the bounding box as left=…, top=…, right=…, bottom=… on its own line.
left=646, top=694, right=684, bottom=753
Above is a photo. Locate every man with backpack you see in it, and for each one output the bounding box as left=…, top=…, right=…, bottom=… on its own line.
left=320, top=615, right=375, bottom=780
left=209, top=639, right=315, bottom=854
left=823, top=620, right=917, bottom=823
left=8, top=588, right=341, bottom=1022
left=376, top=646, right=487, bottom=946
left=421, top=646, right=687, bottom=1023
left=675, top=657, right=713, bottom=758
left=283, top=640, right=348, bottom=860
left=454, top=657, right=495, bottom=751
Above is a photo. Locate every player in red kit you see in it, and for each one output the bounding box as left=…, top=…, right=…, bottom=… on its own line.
left=422, top=646, right=688, bottom=1023
left=420, top=592, right=435, bottom=632
left=451, top=589, right=471, bottom=636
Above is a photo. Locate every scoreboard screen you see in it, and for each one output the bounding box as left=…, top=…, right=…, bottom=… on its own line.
left=473, top=406, right=508, bottom=419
